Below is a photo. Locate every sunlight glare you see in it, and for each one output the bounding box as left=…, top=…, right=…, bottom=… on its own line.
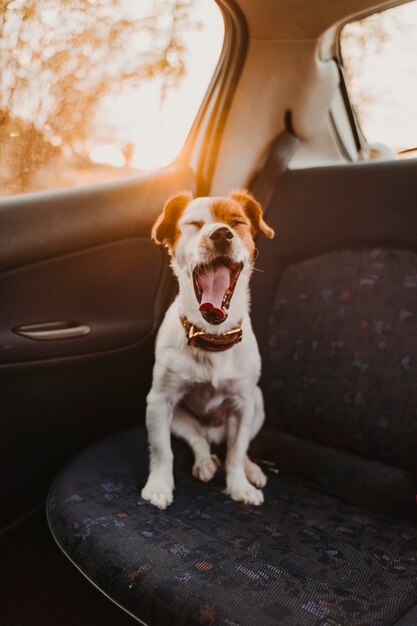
left=93, top=1, right=224, bottom=170
left=90, top=144, right=125, bottom=167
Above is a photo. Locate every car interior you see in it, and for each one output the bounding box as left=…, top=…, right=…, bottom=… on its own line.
left=2, top=0, right=417, bottom=624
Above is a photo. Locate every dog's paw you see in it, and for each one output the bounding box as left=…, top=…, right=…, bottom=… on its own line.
left=226, top=480, right=264, bottom=506
left=141, top=481, right=173, bottom=510
left=245, top=459, right=267, bottom=488
left=192, top=454, right=221, bottom=482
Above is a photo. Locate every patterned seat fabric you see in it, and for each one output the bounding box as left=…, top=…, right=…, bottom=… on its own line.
left=47, top=427, right=417, bottom=626
left=262, top=249, right=417, bottom=469
left=48, top=247, right=417, bottom=624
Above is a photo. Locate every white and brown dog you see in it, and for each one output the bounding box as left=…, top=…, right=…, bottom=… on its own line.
left=141, top=190, right=274, bottom=509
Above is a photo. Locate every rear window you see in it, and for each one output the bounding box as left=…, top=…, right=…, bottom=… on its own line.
left=0, top=0, right=224, bottom=197
left=340, top=0, right=417, bottom=159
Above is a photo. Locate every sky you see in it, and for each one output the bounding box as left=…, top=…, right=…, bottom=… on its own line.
left=91, top=0, right=224, bottom=169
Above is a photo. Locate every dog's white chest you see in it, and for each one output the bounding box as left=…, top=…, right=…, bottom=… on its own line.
left=181, top=382, right=233, bottom=428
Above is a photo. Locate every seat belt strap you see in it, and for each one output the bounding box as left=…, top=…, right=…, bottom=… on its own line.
left=248, top=111, right=300, bottom=209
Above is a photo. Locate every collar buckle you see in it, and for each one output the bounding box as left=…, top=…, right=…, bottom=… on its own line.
left=187, top=324, right=206, bottom=346
left=181, top=316, right=243, bottom=352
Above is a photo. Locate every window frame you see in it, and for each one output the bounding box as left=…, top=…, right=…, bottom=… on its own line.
left=179, top=0, right=249, bottom=196
left=0, top=0, right=248, bottom=199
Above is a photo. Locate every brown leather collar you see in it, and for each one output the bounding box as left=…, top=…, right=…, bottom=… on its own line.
left=180, top=316, right=243, bottom=352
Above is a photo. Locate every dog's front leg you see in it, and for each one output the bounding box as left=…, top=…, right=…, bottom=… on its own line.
left=141, top=392, right=177, bottom=510
left=225, top=392, right=264, bottom=506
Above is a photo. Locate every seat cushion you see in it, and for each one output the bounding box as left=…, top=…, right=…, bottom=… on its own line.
left=47, top=427, right=417, bottom=625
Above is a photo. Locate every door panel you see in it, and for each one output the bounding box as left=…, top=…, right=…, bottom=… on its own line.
left=0, top=165, right=193, bottom=270
left=0, top=239, right=163, bottom=363
left=1, top=165, right=194, bottom=529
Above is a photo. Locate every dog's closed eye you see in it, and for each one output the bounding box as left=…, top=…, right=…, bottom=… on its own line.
left=184, top=220, right=204, bottom=228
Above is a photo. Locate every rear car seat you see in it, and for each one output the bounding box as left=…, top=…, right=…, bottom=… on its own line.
left=47, top=159, right=417, bottom=625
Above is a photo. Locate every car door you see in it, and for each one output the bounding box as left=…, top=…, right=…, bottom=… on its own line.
left=0, top=165, right=195, bottom=529
left=0, top=0, right=245, bottom=531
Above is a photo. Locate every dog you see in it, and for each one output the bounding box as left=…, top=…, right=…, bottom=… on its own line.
left=141, top=190, right=275, bottom=509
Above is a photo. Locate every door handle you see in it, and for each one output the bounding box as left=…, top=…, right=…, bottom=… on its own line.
left=14, top=320, right=91, bottom=341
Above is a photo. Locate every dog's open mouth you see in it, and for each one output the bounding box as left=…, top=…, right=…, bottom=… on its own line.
left=193, top=257, right=243, bottom=325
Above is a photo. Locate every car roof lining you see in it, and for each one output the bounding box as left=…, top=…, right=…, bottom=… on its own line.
left=235, top=0, right=412, bottom=40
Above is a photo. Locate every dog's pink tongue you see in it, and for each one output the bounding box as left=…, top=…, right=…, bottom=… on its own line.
left=198, top=266, right=230, bottom=318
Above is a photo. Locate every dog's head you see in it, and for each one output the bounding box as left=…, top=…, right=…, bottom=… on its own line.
left=152, top=190, right=274, bottom=325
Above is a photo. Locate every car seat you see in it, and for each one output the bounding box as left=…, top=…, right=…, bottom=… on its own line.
left=47, top=157, right=417, bottom=625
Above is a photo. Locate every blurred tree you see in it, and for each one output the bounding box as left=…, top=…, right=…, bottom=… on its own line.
left=340, top=8, right=408, bottom=125
left=0, top=0, right=198, bottom=192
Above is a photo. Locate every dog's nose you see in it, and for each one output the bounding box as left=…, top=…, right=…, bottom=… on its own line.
left=210, top=227, right=234, bottom=243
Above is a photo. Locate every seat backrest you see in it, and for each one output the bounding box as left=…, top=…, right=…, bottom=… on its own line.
left=252, top=159, right=417, bottom=520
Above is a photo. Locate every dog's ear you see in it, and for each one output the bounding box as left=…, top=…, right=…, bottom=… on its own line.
left=230, top=190, right=275, bottom=239
left=151, top=192, right=193, bottom=248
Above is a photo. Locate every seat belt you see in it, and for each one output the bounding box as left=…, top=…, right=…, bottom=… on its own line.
left=248, top=112, right=300, bottom=347
left=248, top=111, right=300, bottom=209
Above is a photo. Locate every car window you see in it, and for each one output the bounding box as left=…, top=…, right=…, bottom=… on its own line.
left=0, top=0, right=224, bottom=197
left=340, top=1, right=417, bottom=159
